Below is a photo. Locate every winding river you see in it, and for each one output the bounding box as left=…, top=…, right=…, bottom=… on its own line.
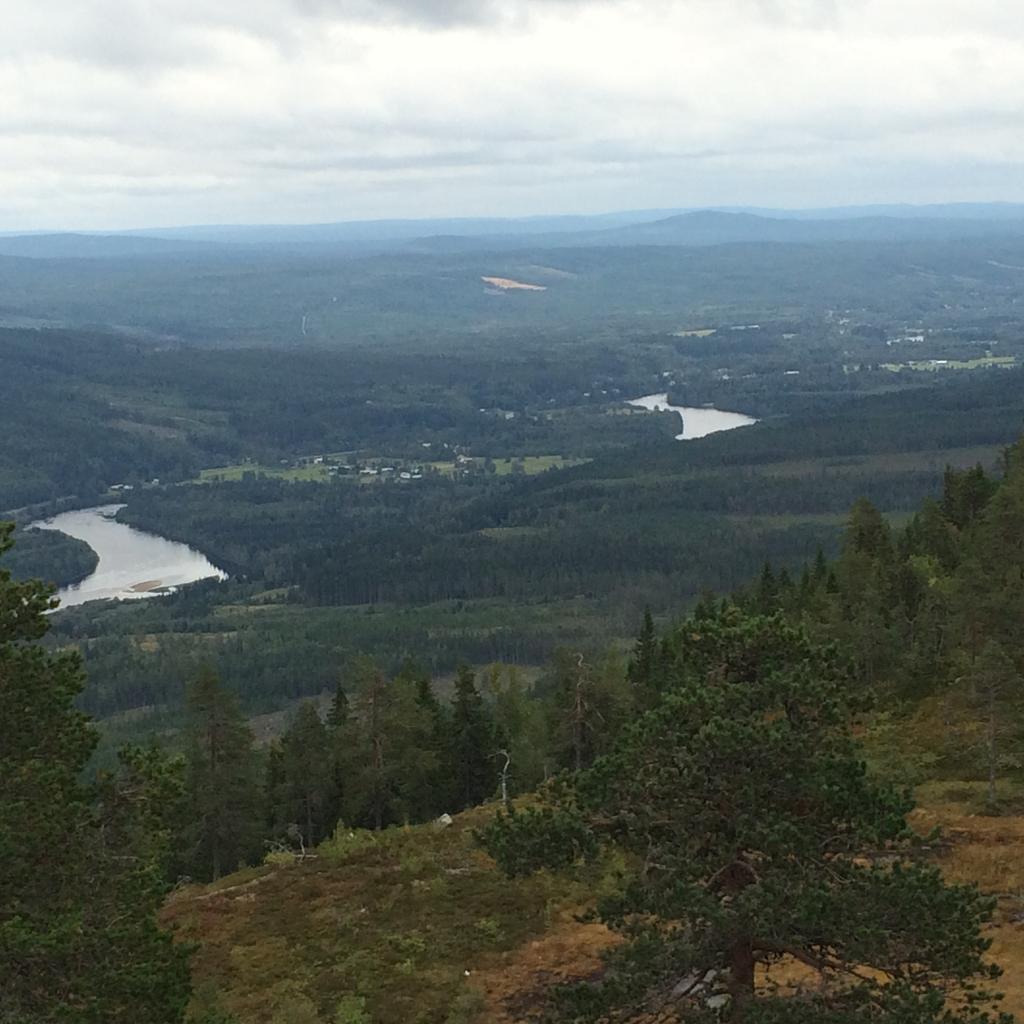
left=31, top=504, right=226, bottom=609
left=627, top=393, right=757, bottom=440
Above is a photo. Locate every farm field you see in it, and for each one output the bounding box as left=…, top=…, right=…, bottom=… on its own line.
left=882, top=355, right=1017, bottom=372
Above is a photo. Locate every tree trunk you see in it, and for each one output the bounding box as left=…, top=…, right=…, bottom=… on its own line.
left=727, top=940, right=755, bottom=1023
left=987, top=686, right=997, bottom=809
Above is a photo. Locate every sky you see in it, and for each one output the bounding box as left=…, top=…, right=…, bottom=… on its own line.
left=2, top=0, right=1024, bottom=230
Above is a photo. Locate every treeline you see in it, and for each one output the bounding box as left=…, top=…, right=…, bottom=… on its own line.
left=0, top=326, right=667, bottom=508
left=731, top=442, right=1024, bottom=797
left=0, top=523, right=193, bottom=1023
left=159, top=650, right=632, bottom=883
left=0, top=527, right=98, bottom=588
left=150, top=433, right=1024, bottom=885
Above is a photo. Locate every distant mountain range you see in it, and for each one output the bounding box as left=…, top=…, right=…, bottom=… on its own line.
left=3, top=203, right=1024, bottom=259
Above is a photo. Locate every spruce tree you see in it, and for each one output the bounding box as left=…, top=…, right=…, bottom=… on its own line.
left=277, top=701, right=335, bottom=848
left=0, top=523, right=191, bottom=1022
left=626, top=607, right=660, bottom=710
left=448, top=665, right=494, bottom=810
left=327, top=681, right=350, bottom=729
left=480, top=611, right=1010, bottom=1024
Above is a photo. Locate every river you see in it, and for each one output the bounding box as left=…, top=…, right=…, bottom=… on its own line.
left=31, top=504, right=226, bottom=609
left=626, top=393, right=757, bottom=440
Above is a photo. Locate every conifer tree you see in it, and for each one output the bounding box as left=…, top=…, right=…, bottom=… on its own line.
left=325, top=681, right=351, bottom=829
left=626, top=607, right=661, bottom=710
left=547, top=649, right=630, bottom=773
left=327, top=681, right=350, bottom=729
left=488, top=663, right=548, bottom=795
left=0, top=523, right=191, bottom=1022
left=277, top=701, right=335, bottom=848
left=480, top=611, right=1010, bottom=1024
left=448, top=664, right=494, bottom=810
left=755, top=560, right=778, bottom=613
left=339, top=659, right=436, bottom=828
left=398, top=661, right=448, bottom=820
left=959, top=641, right=1022, bottom=809
left=182, top=667, right=261, bottom=880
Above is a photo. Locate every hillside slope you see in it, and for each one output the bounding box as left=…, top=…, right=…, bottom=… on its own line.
left=165, top=792, right=1024, bottom=1024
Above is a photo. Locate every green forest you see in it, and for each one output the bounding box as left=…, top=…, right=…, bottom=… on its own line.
left=6, top=225, right=1024, bottom=1024
left=9, top=439, right=1024, bottom=1022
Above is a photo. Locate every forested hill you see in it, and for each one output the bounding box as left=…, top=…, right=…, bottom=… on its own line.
left=560, top=365, right=1024, bottom=479
left=122, top=435, right=1024, bottom=1022
left=38, top=363, right=1024, bottom=733
left=5, top=230, right=1024, bottom=344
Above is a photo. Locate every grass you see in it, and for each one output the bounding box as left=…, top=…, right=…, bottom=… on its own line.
left=164, top=776, right=1024, bottom=1024
left=426, top=455, right=588, bottom=479
left=164, top=806, right=608, bottom=1024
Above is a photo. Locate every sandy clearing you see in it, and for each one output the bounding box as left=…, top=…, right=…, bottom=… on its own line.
left=482, top=276, right=547, bottom=291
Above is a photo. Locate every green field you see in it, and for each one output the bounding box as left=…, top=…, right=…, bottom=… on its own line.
left=197, top=463, right=332, bottom=483
left=428, top=454, right=588, bottom=478
left=882, top=356, right=1016, bottom=372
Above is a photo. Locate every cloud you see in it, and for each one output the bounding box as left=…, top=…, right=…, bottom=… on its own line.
left=2, top=0, right=1024, bottom=229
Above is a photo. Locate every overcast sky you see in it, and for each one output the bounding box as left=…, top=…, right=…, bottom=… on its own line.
left=3, top=0, right=1024, bottom=230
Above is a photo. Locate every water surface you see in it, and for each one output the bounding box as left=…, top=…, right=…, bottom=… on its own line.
left=627, top=393, right=757, bottom=440
left=32, top=504, right=226, bottom=609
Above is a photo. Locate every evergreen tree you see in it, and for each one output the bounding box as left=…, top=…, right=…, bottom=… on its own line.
left=339, top=659, right=435, bottom=828
left=480, top=612, right=1010, bottom=1024
left=182, top=668, right=261, bottom=881
left=448, top=665, right=494, bottom=810
left=488, top=663, right=549, bottom=795
left=0, top=523, right=191, bottom=1022
left=626, top=607, right=661, bottom=710
left=326, top=681, right=350, bottom=729
left=325, top=681, right=351, bottom=830
left=399, top=661, right=448, bottom=821
left=943, top=463, right=997, bottom=531
left=958, top=641, right=1022, bottom=809
left=547, top=649, right=630, bottom=773
left=277, top=701, right=335, bottom=848
left=755, top=560, right=778, bottom=613
left=952, top=441, right=1024, bottom=661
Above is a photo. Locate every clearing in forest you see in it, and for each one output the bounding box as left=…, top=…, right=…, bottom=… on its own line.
left=481, top=276, right=547, bottom=291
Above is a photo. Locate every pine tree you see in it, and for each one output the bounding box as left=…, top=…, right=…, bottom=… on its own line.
left=339, top=659, right=436, bottom=828
left=182, top=668, right=261, bottom=880
left=547, top=649, right=630, bottom=773
left=0, top=523, right=191, bottom=1022
left=480, top=612, right=1010, bottom=1024
left=958, top=641, right=1022, bottom=809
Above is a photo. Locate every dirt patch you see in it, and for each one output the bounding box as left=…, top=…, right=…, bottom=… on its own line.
left=472, top=912, right=616, bottom=1022
left=482, top=276, right=547, bottom=292
left=129, top=579, right=163, bottom=592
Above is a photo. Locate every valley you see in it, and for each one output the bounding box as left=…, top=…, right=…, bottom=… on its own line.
left=6, top=209, right=1024, bottom=1024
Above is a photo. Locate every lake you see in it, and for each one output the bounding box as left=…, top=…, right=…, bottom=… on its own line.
left=627, top=393, right=757, bottom=440
left=31, top=504, right=226, bottom=609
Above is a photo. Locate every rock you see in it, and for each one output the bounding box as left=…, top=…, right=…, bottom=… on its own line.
left=434, top=813, right=454, bottom=830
